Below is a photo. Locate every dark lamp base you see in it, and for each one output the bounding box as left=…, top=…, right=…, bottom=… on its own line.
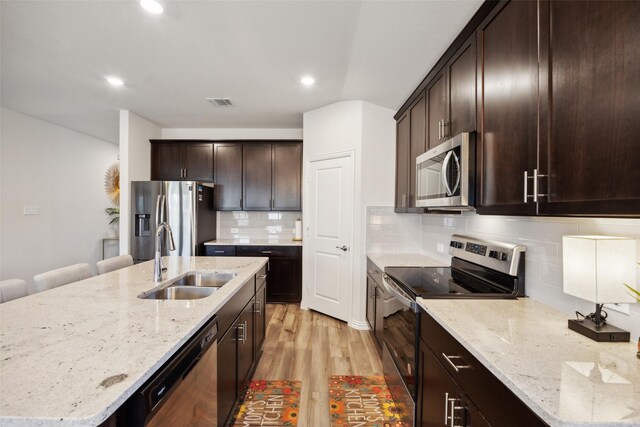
left=568, top=319, right=630, bottom=342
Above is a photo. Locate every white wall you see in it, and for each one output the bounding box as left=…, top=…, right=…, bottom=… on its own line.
left=0, top=108, right=118, bottom=291
left=161, top=128, right=302, bottom=140
left=366, top=207, right=640, bottom=340
left=302, top=101, right=396, bottom=329
left=118, top=111, right=161, bottom=255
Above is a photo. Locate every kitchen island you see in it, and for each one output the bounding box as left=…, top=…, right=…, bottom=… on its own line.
left=0, top=256, right=268, bottom=426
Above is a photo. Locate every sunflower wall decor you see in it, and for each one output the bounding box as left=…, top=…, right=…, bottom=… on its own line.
left=104, top=162, right=120, bottom=225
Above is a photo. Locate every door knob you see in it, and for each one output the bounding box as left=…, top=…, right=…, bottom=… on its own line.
left=336, top=245, right=348, bottom=252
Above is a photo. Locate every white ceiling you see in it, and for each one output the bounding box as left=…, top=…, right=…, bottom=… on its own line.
left=1, top=0, right=482, bottom=144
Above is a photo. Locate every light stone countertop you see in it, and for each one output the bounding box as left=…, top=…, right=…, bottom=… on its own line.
left=417, top=298, right=640, bottom=427
left=204, top=238, right=302, bottom=247
left=0, top=256, right=268, bottom=427
left=366, top=252, right=448, bottom=269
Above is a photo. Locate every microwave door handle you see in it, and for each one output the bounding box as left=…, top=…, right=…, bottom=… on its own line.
left=450, top=151, right=461, bottom=195
left=441, top=151, right=454, bottom=196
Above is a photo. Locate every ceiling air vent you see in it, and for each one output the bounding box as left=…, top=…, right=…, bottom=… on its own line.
left=206, top=98, right=233, bottom=107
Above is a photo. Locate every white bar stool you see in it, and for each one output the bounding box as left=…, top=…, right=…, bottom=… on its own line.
left=96, top=255, right=134, bottom=275
left=0, top=279, right=29, bottom=303
left=33, top=263, right=92, bottom=293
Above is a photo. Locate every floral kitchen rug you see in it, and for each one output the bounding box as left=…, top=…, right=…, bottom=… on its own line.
left=232, top=380, right=301, bottom=426
left=329, top=375, right=409, bottom=427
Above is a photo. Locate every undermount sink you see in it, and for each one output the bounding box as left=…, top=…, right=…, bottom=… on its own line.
left=139, top=271, right=237, bottom=300
left=141, top=286, right=218, bottom=300
left=170, top=271, right=238, bottom=287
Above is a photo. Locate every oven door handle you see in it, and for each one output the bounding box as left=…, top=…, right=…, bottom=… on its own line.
left=383, top=274, right=417, bottom=312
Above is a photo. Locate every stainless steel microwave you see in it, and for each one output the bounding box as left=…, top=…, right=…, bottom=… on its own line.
left=416, top=132, right=475, bottom=210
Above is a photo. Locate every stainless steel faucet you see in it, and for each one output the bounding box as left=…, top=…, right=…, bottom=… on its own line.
left=154, top=222, right=176, bottom=282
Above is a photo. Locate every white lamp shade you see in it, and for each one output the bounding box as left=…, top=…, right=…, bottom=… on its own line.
left=562, top=236, right=637, bottom=304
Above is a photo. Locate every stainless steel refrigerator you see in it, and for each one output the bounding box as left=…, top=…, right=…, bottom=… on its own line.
left=131, top=181, right=216, bottom=262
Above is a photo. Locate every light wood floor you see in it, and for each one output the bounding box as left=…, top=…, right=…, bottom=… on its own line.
left=252, top=303, right=383, bottom=425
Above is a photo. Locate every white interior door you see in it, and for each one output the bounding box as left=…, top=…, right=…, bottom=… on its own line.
left=305, top=153, right=354, bottom=322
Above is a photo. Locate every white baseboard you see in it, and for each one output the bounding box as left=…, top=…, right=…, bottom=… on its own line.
left=348, top=319, right=371, bottom=331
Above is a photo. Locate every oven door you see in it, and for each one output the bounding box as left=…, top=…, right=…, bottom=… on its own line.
left=382, top=274, right=418, bottom=426
left=416, top=132, right=474, bottom=209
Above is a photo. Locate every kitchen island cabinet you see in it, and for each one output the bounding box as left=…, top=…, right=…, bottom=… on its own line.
left=0, top=256, right=268, bottom=426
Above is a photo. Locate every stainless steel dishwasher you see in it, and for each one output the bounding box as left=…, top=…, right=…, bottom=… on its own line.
left=123, top=318, right=219, bottom=426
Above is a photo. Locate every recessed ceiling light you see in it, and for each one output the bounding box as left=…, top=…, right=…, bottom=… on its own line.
left=106, top=76, right=124, bottom=87
left=140, top=0, right=163, bottom=14
left=301, top=76, right=315, bottom=86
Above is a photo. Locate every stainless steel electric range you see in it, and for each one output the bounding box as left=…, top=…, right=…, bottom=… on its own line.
left=381, top=234, right=526, bottom=426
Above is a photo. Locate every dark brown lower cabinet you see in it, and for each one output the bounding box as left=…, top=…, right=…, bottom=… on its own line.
left=217, top=324, right=238, bottom=427
left=254, top=282, right=266, bottom=354
left=419, top=341, right=490, bottom=427
left=237, top=300, right=255, bottom=393
left=419, top=309, right=547, bottom=427
left=235, top=246, right=302, bottom=303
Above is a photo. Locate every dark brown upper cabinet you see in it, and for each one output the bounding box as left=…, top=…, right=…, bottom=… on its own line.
left=214, top=143, right=243, bottom=211
left=272, top=143, right=302, bottom=211
left=214, top=141, right=302, bottom=212
left=537, top=0, right=640, bottom=216
left=150, top=141, right=213, bottom=182
left=395, top=93, right=426, bottom=212
left=243, top=144, right=273, bottom=210
left=475, top=0, right=538, bottom=216
left=448, top=34, right=476, bottom=138
left=427, top=70, right=447, bottom=149
left=395, top=112, right=410, bottom=212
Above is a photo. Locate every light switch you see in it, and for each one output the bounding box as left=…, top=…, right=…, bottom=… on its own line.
left=23, top=205, right=40, bottom=215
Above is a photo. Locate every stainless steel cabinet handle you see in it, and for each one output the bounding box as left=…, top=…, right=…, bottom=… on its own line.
left=442, top=353, right=470, bottom=372
left=533, top=168, right=547, bottom=202
left=438, top=119, right=442, bottom=140
left=442, top=120, right=448, bottom=138
left=237, top=321, right=248, bottom=343
left=523, top=170, right=528, bottom=203
left=257, top=274, right=267, bottom=280
left=254, top=300, right=261, bottom=315
left=214, top=250, right=225, bottom=254
left=449, top=398, right=464, bottom=427
left=261, top=250, right=272, bottom=254
left=401, top=193, right=407, bottom=208
left=444, top=392, right=449, bottom=425
left=336, top=245, right=348, bottom=251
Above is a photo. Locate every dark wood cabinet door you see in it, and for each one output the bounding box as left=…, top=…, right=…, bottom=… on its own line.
left=151, top=143, right=183, bottom=181
left=267, top=254, right=302, bottom=303
left=538, top=0, right=640, bottom=215
left=214, top=143, right=243, bottom=210
left=217, top=324, right=238, bottom=427
left=395, top=113, right=410, bottom=212
left=448, top=33, right=477, bottom=137
left=254, top=283, right=266, bottom=355
left=272, top=143, right=302, bottom=211
left=476, top=0, right=538, bottom=216
left=243, top=144, right=273, bottom=210
left=427, top=70, right=447, bottom=149
left=183, top=143, right=213, bottom=182
left=409, top=92, right=427, bottom=208
left=366, top=275, right=375, bottom=330
left=418, top=340, right=461, bottom=427
left=237, top=301, right=255, bottom=393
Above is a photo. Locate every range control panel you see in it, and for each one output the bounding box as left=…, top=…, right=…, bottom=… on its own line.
left=449, top=235, right=525, bottom=276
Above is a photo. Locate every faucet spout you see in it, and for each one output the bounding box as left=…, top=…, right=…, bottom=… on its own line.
left=154, top=222, right=175, bottom=282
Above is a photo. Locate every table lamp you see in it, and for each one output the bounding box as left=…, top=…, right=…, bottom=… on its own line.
left=562, top=235, right=637, bottom=342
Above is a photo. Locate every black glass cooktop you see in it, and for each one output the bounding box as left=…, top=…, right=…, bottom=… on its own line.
left=385, top=258, right=518, bottom=299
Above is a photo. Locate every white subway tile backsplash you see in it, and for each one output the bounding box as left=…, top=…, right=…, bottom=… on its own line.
left=218, top=211, right=301, bottom=240
left=366, top=206, right=640, bottom=338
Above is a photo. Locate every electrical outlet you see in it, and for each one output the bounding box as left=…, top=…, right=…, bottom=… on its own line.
left=23, top=205, right=39, bottom=215
left=437, top=243, right=445, bottom=253
left=604, top=303, right=630, bottom=315
left=230, top=228, right=238, bottom=233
